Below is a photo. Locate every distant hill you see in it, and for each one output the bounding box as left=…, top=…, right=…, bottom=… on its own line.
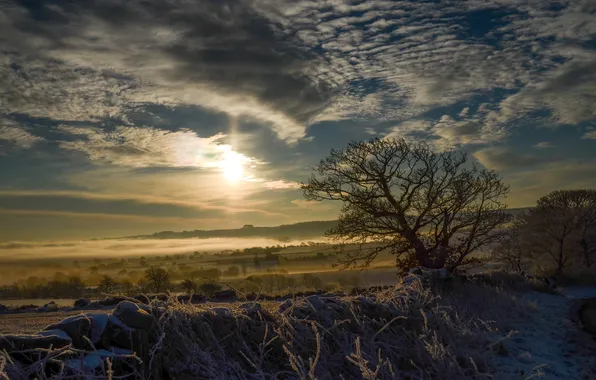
left=124, top=207, right=531, bottom=241
left=126, top=220, right=339, bottom=240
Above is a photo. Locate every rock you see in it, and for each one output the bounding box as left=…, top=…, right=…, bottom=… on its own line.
left=44, top=314, right=92, bottom=349
left=88, top=313, right=110, bottom=347
left=578, top=298, right=596, bottom=335
left=109, top=318, right=149, bottom=361
left=210, top=307, right=233, bottom=317
left=99, top=296, right=130, bottom=306
left=39, top=301, right=59, bottom=312
left=213, top=289, right=236, bottom=300
left=64, top=349, right=112, bottom=371
left=0, top=332, right=72, bottom=351
left=74, top=298, right=91, bottom=308
left=305, top=295, right=325, bottom=311
left=113, top=301, right=155, bottom=330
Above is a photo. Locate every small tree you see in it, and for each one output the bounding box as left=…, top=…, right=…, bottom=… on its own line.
left=136, top=278, right=150, bottom=293
left=199, top=282, right=222, bottom=297
left=225, top=266, right=240, bottom=277
left=181, top=278, right=198, bottom=296
left=121, top=279, right=134, bottom=296
left=98, top=275, right=117, bottom=294
left=144, top=267, right=170, bottom=293
left=301, top=138, right=511, bottom=271
left=493, top=217, right=534, bottom=273
left=519, top=189, right=596, bottom=275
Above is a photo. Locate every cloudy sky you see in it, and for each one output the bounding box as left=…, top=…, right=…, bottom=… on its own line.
left=1, top=0, right=595, bottom=241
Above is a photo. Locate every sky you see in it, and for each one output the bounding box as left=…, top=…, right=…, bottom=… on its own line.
left=1, top=0, right=595, bottom=242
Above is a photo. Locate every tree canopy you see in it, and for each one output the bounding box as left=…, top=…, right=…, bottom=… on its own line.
left=301, top=138, right=511, bottom=271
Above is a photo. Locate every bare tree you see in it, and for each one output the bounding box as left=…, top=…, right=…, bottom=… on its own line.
left=144, top=267, right=170, bottom=293
left=519, top=189, right=596, bottom=275
left=98, top=275, right=117, bottom=294
left=301, top=138, right=511, bottom=271
left=121, top=279, right=134, bottom=296
left=493, top=216, right=534, bottom=273
left=181, top=278, right=198, bottom=296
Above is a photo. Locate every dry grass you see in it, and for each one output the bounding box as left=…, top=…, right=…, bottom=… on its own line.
left=0, top=273, right=534, bottom=379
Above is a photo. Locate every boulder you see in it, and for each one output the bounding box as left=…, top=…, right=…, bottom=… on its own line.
left=39, top=301, right=59, bottom=312
left=177, top=294, right=206, bottom=304
left=0, top=332, right=72, bottom=351
left=88, top=313, right=110, bottom=347
left=210, top=307, right=233, bottom=317
left=44, top=314, right=92, bottom=349
left=99, top=296, right=130, bottom=306
left=579, top=298, right=596, bottom=335
left=213, top=289, right=236, bottom=300
left=113, top=301, right=155, bottom=331
left=74, top=298, right=92, bottom=308
left=108, top=316, right=149, bottom=361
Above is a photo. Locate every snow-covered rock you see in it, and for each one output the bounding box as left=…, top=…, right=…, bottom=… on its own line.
left=113, top=301, right=154, bottom=330
left=74, top=298, right=91, bottom=308
left=44, top=314, right=91, bottom=349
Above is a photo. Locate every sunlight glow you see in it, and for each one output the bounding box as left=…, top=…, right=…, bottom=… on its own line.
left=220, top=149, right=249, bottom=183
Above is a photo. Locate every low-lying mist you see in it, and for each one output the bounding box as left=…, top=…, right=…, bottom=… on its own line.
left=0, top=237, right=321, bottom=262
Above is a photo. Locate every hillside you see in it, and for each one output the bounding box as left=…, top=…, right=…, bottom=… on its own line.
left=125, top=207, right=530, bottom=241
left=126, top=220, right=339, bottom=240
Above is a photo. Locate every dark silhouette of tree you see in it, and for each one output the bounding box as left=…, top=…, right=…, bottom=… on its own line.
left=121, top=279, right=134, bottom=296
left=136, top=277, right=150, bottom=293
left=301, top=138, right=511, bottom=271
left=198, top=282, right=222, bottom=297
left=98, top=275, right=117, bottom=294
left=518, top=189, right=596, bottom=275
left=493, top=217, right=535, bottom=273
left=225, top=265, right=240, bottom=277
left=144, top=267, right=170, bottom=293
left=181, top=278, right=198, bottom=295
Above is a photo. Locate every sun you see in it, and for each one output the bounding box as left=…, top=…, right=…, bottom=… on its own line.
left=221, top=151, right=245, bottom=183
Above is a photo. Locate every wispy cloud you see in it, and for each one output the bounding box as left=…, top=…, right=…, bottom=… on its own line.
left=264, top=180, right=300, bottom=190
left=58, top=125, right=262, bottom=170
left=534, top=142, right=555, bottom=148
left=582, top=128, right=596, bottom=140
left=0, top=125, right=44, bottom=149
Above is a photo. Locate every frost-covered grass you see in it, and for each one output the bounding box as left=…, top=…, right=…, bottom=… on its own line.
left=0, top=272, right=548, bottom=379
left=157, top=274, right=533, bottom=380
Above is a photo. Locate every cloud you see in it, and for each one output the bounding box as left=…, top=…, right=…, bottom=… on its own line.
left=534, top=142, right=555, bottom=148
left=0, top=125, right=44, bottom=149
left=3, top=0, right=596, bottom=145
left=473, top=146, right=554, bottom=171
left=0, top=0, right=340, bottom=143
left=291, top=199, right=331, bottom=211
left=582, top=128, right=596, bottom=140
left=385, top=113, right=506, bottom=150
left=264, top=180, right=300, bottom=190
left=505, top=160, right=596, bottom=207
left=0, top=190, right=280, bottom=216
left=57, top=125, right=264, bottom=171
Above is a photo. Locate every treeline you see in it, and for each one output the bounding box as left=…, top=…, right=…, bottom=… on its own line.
left=135, top=220, right=338, bottom=240
left=495, top=189, right=596, bottom=281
